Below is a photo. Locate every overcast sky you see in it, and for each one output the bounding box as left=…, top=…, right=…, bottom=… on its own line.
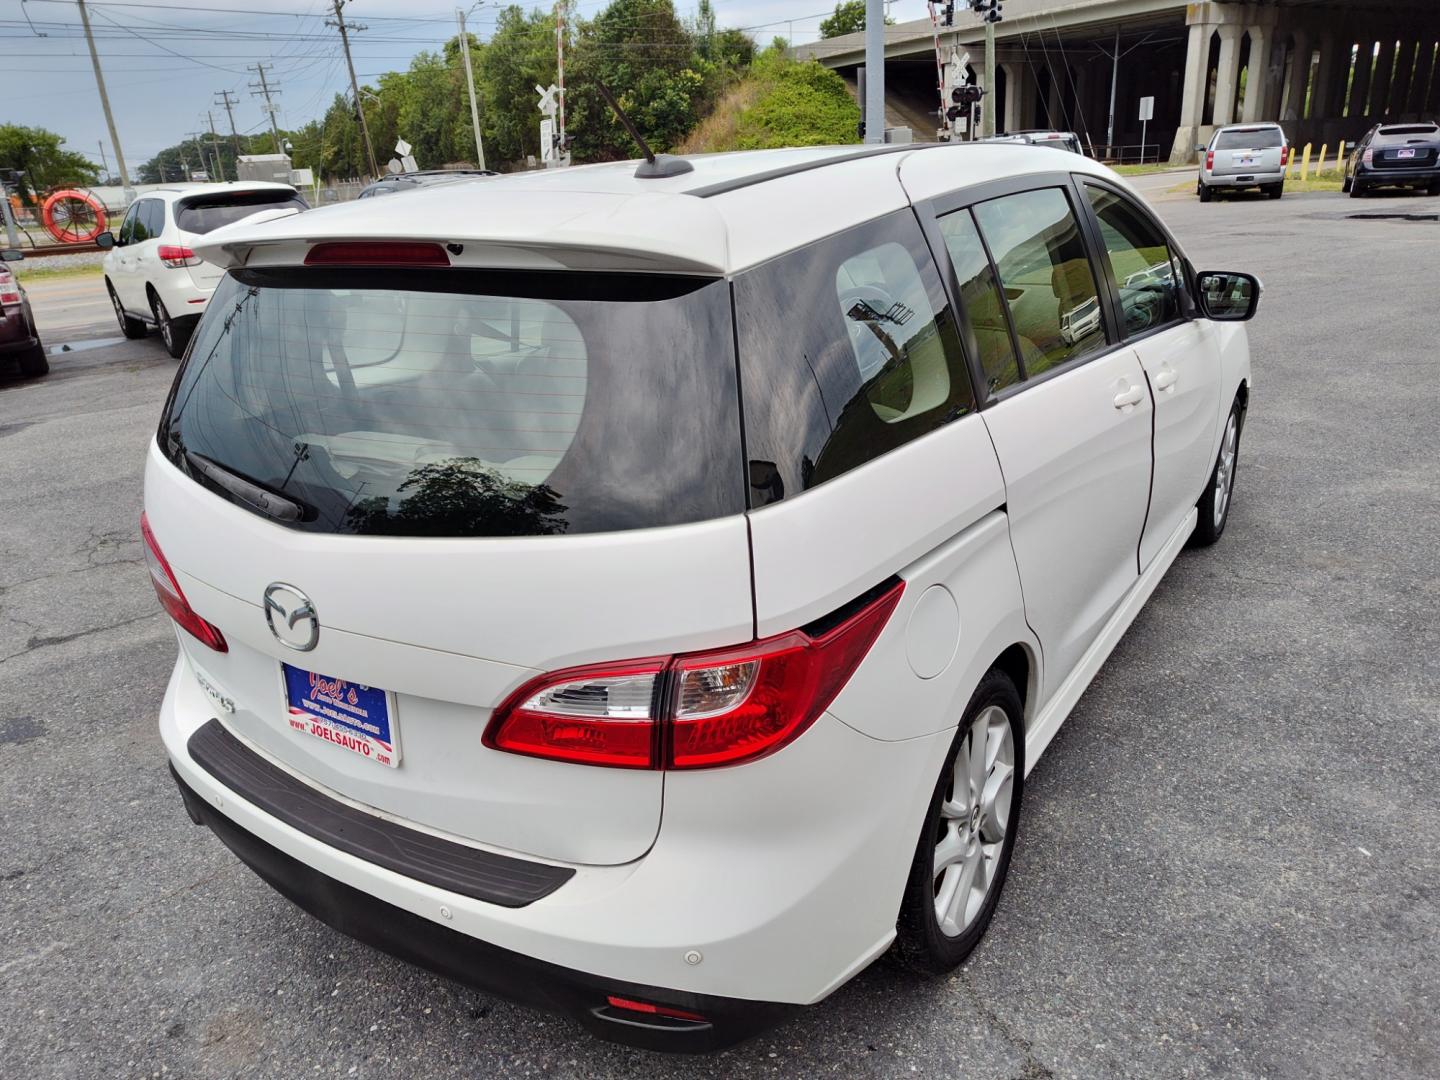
left=4, top=0, right=932, bottom=171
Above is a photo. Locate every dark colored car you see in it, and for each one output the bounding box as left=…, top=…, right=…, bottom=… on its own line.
left=1345, top=122, right=1440, bottom=198
left=0, top=249, right=46, bottom=378
left=356, top=169, right=496, bottom=199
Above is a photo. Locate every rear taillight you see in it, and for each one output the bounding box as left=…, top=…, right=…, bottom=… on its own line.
left=484, top=581, right=904, bottom=770
left=0, top=269, right=19, bottom=305
left=157, top=245, right=201, bottom=268
left=304, top=241, right=450, bottom=267
left=1205, top=149, right=1214, bottom=170
left=1280, top=145, right=1289, bottom=167
left=140, top=512, right=227, bottom=652
left=1362, top=147, right=1374, bottom=165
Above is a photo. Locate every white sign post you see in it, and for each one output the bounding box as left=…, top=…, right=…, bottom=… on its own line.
left=1138, top=96, right=1155, bottom=163
left=539, top=118, right=556, bottom=164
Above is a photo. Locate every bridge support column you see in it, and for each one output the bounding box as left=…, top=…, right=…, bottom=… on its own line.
left=1389, top=38, right=1418, bottom=118
left=1410, top=38, right=1436, bottom=115
left=1346, top=35, right=1374, bottom=120
left=1241, top=25, right=1272, bottom=122
left=1310, top=33, right=1342, bottom=124
left=1171, top=13, right=1216, bottom=162
left=1284, top=31, right=1312, bottom=121
left=1000, top=62, right=1023, bottom=132
left=1211, top=24, right=1244, bottom=127
left=1369, top=36, right=1397, bottom=118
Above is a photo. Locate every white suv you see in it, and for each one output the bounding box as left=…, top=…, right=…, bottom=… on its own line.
left=144, top=145, right=1259, bottom=1051
left=102, top=182, right=307, bottom=357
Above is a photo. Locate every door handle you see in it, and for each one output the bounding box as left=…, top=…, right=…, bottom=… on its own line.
left=1113, top=383, right=1146, bottom=410
left=1152, top=365, right=1178, bottom=392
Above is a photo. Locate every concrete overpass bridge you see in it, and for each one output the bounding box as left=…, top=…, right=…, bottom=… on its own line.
left=796, top=1, right=1440, bottom=163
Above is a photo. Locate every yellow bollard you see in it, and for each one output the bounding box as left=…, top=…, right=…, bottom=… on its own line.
left=1300, top=144, right=1312, bottom=181
left=1337, top=140, right=1347, bottom=175
left=1317, top=144, right=1328, bottom=173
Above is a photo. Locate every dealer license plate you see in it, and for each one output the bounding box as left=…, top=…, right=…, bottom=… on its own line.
left=282, top=663, right=400, bottom=768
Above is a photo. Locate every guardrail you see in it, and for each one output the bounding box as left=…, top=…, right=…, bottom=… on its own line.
left=1091, top=143, right=1164, bottom=165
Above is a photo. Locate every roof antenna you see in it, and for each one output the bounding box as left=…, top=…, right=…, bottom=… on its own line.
left=595, top=80, right=694, bottom=179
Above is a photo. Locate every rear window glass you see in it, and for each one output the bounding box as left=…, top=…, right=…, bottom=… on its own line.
left=160, top=268, right=745, bottom=537
left=175, top=191, right=309, bottom=234
left=1214, top=128, right=1284, bottom=150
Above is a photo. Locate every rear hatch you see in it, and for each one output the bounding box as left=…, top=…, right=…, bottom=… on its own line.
left=1370, top=126, right=1440, bottom=170
left=1211, top=127, right=1285, bottom=175
left=174, top=188, right=309, bottom=290
left=147, top=262, right=751, bottom=865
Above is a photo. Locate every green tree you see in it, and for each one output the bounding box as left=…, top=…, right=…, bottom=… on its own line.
left=566, top=0, right=705, bottom=161
left=818, top=1, right=891, bottom=40
left=477, top=6, right=557, bottom=167
left=0, top=125, right=100, bottom=203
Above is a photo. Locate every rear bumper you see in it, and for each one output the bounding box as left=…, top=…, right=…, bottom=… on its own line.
left=170, top=765, right=792, bottom=1051
left=1357, top=166, right=1440, bottom=185
left=1202, top=170, right=1285, bottom=187
left=0, top=308, right=37, bottom=352
left=158, top=650, right=950, bottom=1044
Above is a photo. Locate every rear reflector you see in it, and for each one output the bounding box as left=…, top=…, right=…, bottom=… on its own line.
left=604, top=996, right=707, bottom=1023
left=1280, top=146, right=1289, bottom=167
left=140, top=512, right=227, bottom=652
left=1205, top=150, right=1215, bottom=170
left=304, top=241, right=450, bottom=267
left=484, top=581, right=904, bottom=770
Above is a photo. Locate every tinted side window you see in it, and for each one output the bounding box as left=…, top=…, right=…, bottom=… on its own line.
left=130, top=200, right=157, bottom=243
left=147, top=199, right=168, bottom=237
left=936, top=209, right=1021, bottom=395
left=1084, top=186, right=1182, bottom=337
left=736, top=210, right=976, bottom=507
left=118, top=203, right=138, bottom=246
left=973, top=188, right=1106, bottom=378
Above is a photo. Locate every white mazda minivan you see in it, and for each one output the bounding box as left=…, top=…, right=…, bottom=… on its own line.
left=146, top=144, right=1259, bottom=1051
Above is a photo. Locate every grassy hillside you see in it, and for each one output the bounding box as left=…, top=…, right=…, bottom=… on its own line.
left=679, top=52, right=861, bottom=153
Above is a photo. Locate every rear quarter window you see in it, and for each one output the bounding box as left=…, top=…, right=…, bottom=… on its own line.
left=734, top=210, right=975, bottom=507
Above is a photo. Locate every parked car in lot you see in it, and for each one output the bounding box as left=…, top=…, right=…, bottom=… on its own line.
left=101, top=182, right=308, bottom=358
left=1344, top=122, right=1440, bottom=197
left=1198, top=122, right=1289, bottom=201
left=986, top=129, right=1084, bottom=154
left=0, top=248, right=46, bottom=378
left=145, top=144, right=1259, bottom=1051
left=356, top=168, right=496, bottom=199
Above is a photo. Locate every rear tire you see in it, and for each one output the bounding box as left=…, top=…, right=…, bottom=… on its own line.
left=108, top=281, right=147, bottom=339
left=17, top=341, right=48, bottom=377
left=1349, top=179, right=1367, bottom=199
left=1198, top=182, right=1213, bottom=203
left=894, top=669, right=1023, bottom=975
left=1266, top=183, right=1284, bottom=200
left=1191, top=397, right=1243, bottom=547
left=151, top=292, right=192, bottom=359
left=1427, top=180, right=1440, bottom=197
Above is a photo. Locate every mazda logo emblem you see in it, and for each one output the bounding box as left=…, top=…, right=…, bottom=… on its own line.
left=263, top=582, right=319, bottom=652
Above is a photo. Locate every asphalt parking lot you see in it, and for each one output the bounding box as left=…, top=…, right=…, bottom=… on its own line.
left=2, top=180, right=1438, bottom=1080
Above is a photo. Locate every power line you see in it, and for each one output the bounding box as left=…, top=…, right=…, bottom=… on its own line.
left=326, top=0, right=377, bottom=178
left=250, top=61, right=282, bottom=148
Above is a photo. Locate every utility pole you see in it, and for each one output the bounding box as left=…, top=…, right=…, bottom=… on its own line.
left=864, top=0, right=885, bottom=143
left=76, top=0, right=132, bottom=194
left=982, top=8, right=996, bottom=135
left=206, top=111, right=226, bottom=181
left=1106, top=25, right=1120, bottom=155
left=215, top=89, right=243, bottom=168
left=555, top=0, right=569, bottom=162
left=249, top=63, right=283, bottom=152
left=328, top=0, right=379, bottom=178
left=96, top=140, right=110, bottom=183
left=455, top=8, right=485, bottom=169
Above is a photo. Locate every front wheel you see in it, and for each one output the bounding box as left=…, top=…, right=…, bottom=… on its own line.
left=1192, top=398, right=1242, bottom=547
left=894, top=669, right=1023, bottom=974
left=108, top=282, right=146, bottom=339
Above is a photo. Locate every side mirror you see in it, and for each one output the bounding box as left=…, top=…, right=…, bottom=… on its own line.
left=95, top=231, right=116, bottom=250
left=1196, top=270, right=1262, bottom=322
left=1, top=248, right=22, bottom=262
left=1195, top=144, right=1207, bottom=154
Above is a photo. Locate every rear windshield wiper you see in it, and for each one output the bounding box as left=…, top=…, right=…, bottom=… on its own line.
left=185, top=452, right=305, bottom=522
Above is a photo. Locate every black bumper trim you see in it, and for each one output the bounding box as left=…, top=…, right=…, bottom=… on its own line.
left=186, top=718, right=572, bottom=908
left=169, top=766, right=796, bottom=1052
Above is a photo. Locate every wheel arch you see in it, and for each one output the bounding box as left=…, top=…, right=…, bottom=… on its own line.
left=991, top=642, right=1037, bottom=729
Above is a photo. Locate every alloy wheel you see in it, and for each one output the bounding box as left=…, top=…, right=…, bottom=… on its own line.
left=933, top=705, right=1015, bottom=938
left=1213, top=411, right=1238, bottom=529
